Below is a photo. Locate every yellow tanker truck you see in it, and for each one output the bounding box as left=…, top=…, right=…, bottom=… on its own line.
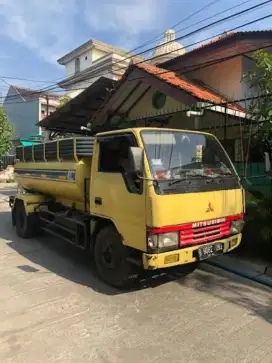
left=10, top=127, right=245, bottom=287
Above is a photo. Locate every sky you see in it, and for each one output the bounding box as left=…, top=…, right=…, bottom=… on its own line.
left=0, top=0, right=271, bottom=100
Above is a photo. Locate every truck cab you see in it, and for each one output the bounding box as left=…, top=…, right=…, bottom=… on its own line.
left=11, top=127, right=245, bottom=288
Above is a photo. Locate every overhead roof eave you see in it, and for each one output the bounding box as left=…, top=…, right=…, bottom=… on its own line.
left=196, top=102, right=246, bottom=118
left=37, top=77, right=118, bottom=134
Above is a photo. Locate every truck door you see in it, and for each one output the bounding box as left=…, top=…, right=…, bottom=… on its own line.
left=90, top=133, right=147, bottom=252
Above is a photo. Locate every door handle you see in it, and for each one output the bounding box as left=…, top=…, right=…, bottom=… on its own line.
left=95, top=197, right=102, bottom=205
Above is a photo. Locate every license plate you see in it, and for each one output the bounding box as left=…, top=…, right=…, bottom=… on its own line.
left=197, top=243, right=224, bottom=261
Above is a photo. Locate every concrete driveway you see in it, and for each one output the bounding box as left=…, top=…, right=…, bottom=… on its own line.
left=0, top=191, right=271, bottom=363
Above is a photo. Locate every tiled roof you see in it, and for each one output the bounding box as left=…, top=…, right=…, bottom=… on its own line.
left=136, top=62, right=243, bottom=112
left=188, top=30, right=272, bottom=55
left=160, top=30, right=272, bottom=66
left=11, top=86, right=60, bottom=101
left=189, top=32, right=236, bottom=53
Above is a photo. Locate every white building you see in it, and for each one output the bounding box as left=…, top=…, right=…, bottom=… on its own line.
left=57, top=39, right=144, bottom=98
left=57, top=30, right=186, bottom=98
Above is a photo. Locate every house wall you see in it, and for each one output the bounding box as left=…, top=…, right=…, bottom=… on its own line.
left=65, top=50, right=92, bottom=77
left=126, top=85, right=245, bottom=162
left=128, top=87, right=185, bottom=120
left=187, top=57, right=243, bottom=101
left=167, top=39, right=272, bottom=106
left=3, top=88, right=40, bottom=138
left=40, top=105, right=57, bottom=117
left=92, top=48, right=107, bottom=62
left=239, top=55, right=268, bottom=104
left=64, top=48, right=108, bottom=78
left=65, top=61, right=76, bottom=78
left=127, top=85, right=241, bottom=133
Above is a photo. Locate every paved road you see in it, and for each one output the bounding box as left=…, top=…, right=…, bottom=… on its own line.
left=0, top=191, right=271, bottom=363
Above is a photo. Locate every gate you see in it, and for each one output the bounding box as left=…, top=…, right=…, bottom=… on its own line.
left=0, top=155, right=15, bottom=171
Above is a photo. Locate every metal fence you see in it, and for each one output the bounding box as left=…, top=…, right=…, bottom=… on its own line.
left=234, top=162, right=270, bottom=184
left=0, top=155, right=16, bottom=171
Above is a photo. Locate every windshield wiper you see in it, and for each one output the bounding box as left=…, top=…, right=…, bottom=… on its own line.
left=169, top=173, right=222, bottom=186
left=168, top=173, right=213, bottom=186
left=168, top=178, right=192, bottom=186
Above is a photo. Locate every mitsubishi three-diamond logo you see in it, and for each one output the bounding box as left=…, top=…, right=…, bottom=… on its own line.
left=206, top=202, right=214, bottom=213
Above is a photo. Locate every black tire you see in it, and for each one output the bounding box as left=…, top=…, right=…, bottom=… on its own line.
left=94, top=226, right=139, bottom=288
left=11, top=208, right=16, bottom=226
left=15, top=202, right=40, bottom=239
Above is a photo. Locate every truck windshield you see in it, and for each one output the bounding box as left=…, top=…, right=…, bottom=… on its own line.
left=141, top=130, right=238, bottom=194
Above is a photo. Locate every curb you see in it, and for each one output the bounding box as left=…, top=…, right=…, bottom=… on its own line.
left=206, top=259, right=272, bottom=288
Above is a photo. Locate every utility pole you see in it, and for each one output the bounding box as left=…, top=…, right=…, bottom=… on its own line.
left=46, top=95, right=49, bottom=117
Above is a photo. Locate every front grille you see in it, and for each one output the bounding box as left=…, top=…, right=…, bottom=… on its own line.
left=180, top=221, right=230, bottom=246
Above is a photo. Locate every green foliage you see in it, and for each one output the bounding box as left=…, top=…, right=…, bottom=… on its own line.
left=243, top=50, right=272, bottom=132
left=57, top=94, right=71, bottom=109
left=246, top=194, right=272, bottom=243
left=240, top=51, right=272, bottom=252
left=0, top=107, right=13, bottom=157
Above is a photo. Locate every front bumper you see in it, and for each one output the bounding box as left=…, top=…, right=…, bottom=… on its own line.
left=142, top=234, right=242, bottom=270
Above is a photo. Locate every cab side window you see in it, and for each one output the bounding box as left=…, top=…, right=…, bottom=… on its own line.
left=98, top=135, right=134, bottom=173
left=99, top=140, right=120, bottom=172
left=98, top=134, right=142, bottom=194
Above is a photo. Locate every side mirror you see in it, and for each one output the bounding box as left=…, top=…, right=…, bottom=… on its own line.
left=128, top=147, right=144, bottom=174
left=264, top=152, right=271, bottom=172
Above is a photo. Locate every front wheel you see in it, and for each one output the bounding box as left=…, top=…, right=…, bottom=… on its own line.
left=94, top=226, right=139, bottom=288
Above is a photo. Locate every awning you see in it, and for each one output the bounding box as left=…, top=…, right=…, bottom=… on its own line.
left=37, top=77, right=117, bottom=134
left=21, top=141, right=40, bottom=146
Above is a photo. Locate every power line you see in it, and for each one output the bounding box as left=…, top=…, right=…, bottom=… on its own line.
left=60, top=1, right=272, bottom=88
left=124, top=0, right=224, bottom=55
left=173, top=0, right=255, bottom=35
left=3, top=39, right=271, bottom=113
left=128, top=0, right=260, bottom=55
left=1, top=37, right=271, bottom=107
left=0, top=2, right=222, bottom=89
left=0, top=0, right=253, bottom=90
left=1, top=12, right=271, bottom=105
left=11, top=0, right=270, bottom=100
left=0, top=0, right=267, bottom=97
left=129, top=42, right=272, bottom=82
left=45, top=93, right=272, bottom=135
left=0, top=75, right=60, bottom=83
left=48, top=13, right=272, bottom=94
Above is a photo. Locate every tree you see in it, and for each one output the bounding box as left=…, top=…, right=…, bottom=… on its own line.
left=243, top=50, right=272, bottom=151
left=57, top=94, right=71, bottom=109
left=243, top=51, right=272, bottom=247
left=0, top=107, right=13, bottom=157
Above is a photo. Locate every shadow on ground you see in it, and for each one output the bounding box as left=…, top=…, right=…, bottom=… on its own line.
left=177, top=263, right=272, bottom=324
left=1, top=209, right=272, bottom=324
left=0, top=211, right=185, bottom=296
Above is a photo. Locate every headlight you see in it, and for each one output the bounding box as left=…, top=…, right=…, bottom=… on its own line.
left=230, top=219, right=245, bottom=234
left=148, top=231, right=179, bottom=250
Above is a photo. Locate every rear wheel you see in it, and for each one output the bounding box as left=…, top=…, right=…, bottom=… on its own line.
left=94, top=226, right=139, bottom=288
left=15, top=202, right=40, bottom=238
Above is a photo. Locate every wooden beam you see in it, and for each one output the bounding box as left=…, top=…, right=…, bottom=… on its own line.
left=130, top=68, right=197, bottom=105
left=113, top=81, right=142, bottom=115
left=126, top=85, right=151, bottom=116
